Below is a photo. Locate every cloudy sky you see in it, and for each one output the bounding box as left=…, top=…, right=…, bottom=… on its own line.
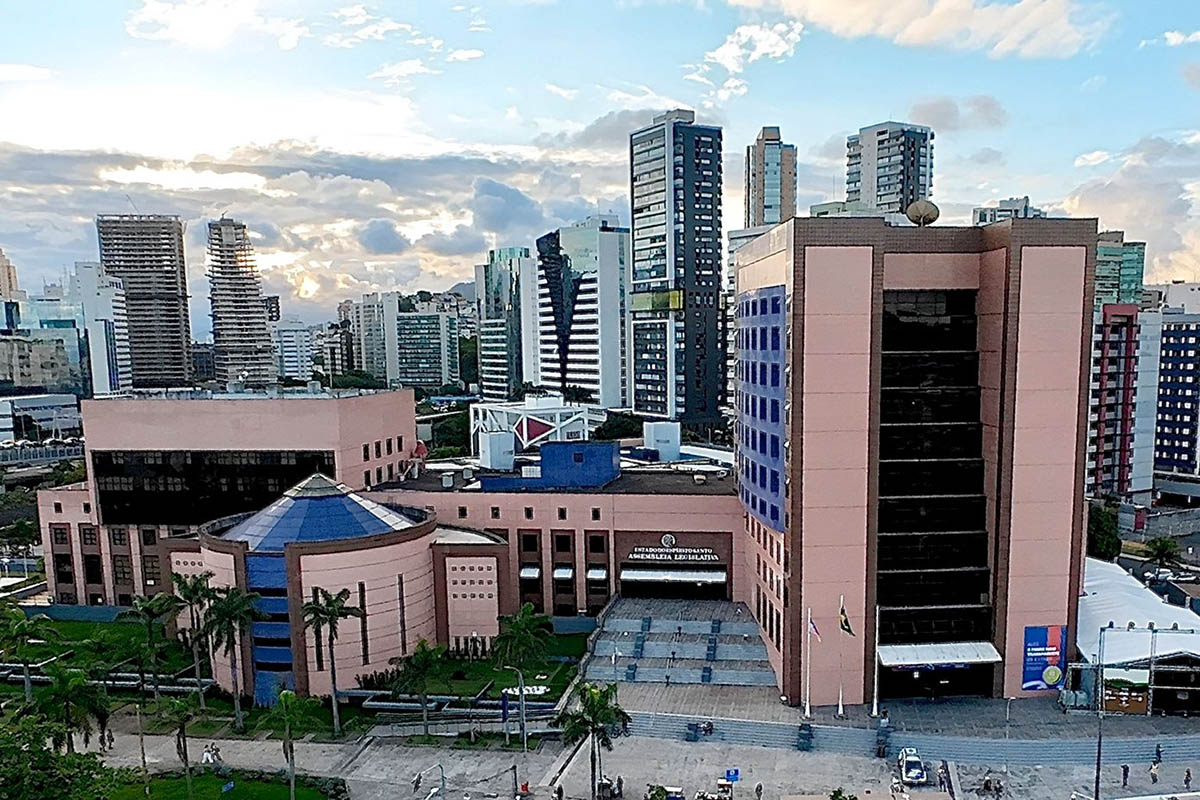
left=1, top=0, right=1198, bottom=338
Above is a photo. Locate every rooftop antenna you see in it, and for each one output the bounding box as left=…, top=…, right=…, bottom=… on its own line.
left=124, top=194, right=140, bottom=214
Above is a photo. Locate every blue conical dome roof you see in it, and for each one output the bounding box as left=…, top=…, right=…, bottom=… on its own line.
left=221, top=473, right=420, bottom=553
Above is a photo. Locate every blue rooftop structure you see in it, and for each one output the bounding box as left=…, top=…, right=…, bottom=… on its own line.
left=221, top=473, right=419, bottom=553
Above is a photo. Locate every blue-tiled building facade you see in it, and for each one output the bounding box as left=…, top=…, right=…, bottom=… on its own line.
left=1155, top=314, right=1200, bottom=474
left=736, top=284, right=787, bottom=532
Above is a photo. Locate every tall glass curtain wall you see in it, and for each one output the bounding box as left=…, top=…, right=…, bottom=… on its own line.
left=247, top=553, right=293, bottom=705
left=878, top=290, right=992, bottom=645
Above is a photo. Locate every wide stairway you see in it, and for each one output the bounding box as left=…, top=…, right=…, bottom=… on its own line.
left=585, top=598, right=777, bottom=687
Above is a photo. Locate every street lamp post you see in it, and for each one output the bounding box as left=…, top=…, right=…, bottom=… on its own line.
left=504, top=665, right=528, bottom=753
left=1004, top=697, right=1014, bottom=776
left=1093, top=626, right=1107, bottom=800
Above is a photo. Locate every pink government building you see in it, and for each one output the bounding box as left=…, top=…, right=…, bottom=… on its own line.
left=38, top=215, right=1094, bottom=708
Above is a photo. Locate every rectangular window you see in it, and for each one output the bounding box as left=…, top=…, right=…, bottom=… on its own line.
left=554, top=534, right=571, bottom=553
left=142, top=555, right=161, bottom=586
left=374, top=441, right=382, bottom=458
left=109, top=527, right=128, bottom=546
left=83, top=554, right=103, bottom=584
left=521, top=533, right=538, bottom=552
left=362, top=444, right=370, bottom=462
left=557, top=507, right=567, bottom=520
left=588, top=534, right=605, bottom=554
left=363, top=470, right=371, bottom=487
left=140, top=528, right=157, bottom=546
left=53, top=502, right=63, bottom=513
left=112, top=555, right=133, bottom=585
left=397, top=575, right=408, bottom=657
left=358, top=582, right=369, bottom=666
left=458, top=506, right=468, bottom=518
left=490, top=506, right=500, bottom=519
left=375, top=467, right=382, bottom=484
left=591, top=507, right=601, bottom=521
left=81, top=526, right=98, bottom=546
left=385, top=438, right=393, bottom=456
left=51, top=525, right=70, bottom=546
left=312, top=588, right=323, bottom=671
left=83, top=502, right=91, bottom=514
left=524, top=507, right=534, bottom=520
left=397, top=435, right=404, bottom=452
left=387, top=463, right=394, bottom=480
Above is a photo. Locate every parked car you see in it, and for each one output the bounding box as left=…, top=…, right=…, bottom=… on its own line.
left=897, top=747, right=927, bottom=785
left=1150, top=569, right=1178, bottom=583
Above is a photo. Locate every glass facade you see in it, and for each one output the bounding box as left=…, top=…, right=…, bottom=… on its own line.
left=877, top=290, right=992, bottom=646
left=92, top=449, right=335, bottom=524
left=736, top=286, right=787, bottom=532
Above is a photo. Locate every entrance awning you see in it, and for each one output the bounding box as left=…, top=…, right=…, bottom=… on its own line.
left=518, top=566, right=541, bottom=580
left=878, top=641, right=1002, bottom=668
left=620, top=568, right=726, bottom=584
left=586, top=567, right=608, bottom=581
left=552, top=566, right=574, bottom=580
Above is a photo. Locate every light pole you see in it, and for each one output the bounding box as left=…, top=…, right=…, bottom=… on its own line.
left=412, top=764, right=447, bottom=796
left=1004, top=697, right=1014, bottom=776
left=1093, top=626, right=1107, bottom=800
left=504, top=665, right=528, bottom=752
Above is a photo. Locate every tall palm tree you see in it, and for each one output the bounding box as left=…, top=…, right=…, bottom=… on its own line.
left=301, top=587, right=364, bottom=737
left=172, top=571, right=216, bottom=708
left=390, top=638, right=443, bottom=737
left=0, top=606, right=59, bottom=703
left=259, top=689, right=321, bottom=800
left=553, top=683, right=631, bottom=800
left=119, top=593, right=183, bottom=703
left=205, top=586, right=264, bottom=732
left=35, top=663, right=100, bottom=754
left=492, top=602, right=552, bottom=670
left=161, top=695, right=201, bottom=800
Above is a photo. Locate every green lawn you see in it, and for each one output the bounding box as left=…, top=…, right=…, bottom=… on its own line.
left=422, top=658, right=576, bottom=700
left=22, top=619, right=193, bottom=675
left=546, top=633, right=588, bottom=659
left=111, top=774, right=327, bottom=800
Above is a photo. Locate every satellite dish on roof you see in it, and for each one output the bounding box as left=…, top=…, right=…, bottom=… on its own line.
left=906, top=199, right=940, bottom=227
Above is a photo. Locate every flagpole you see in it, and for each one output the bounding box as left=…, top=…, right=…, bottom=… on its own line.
left=836, top=594, right=845, bottom=719
left=870, top=603, right=881, bottom=718
left=804, top=606, right=812, bottom=719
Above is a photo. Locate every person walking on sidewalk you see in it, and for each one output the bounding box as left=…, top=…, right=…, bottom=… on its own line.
left=1185, top=768, right=1193, bottom=791
left=1121, top=764, right=1129, bottom=788
left=1150, top=761, right=1160, bottom=784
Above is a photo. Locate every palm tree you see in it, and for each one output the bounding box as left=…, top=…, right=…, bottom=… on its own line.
left=35, top=663, right=100, bottom=754
left=553, top=683, right=631, bottom=800
left=161, top=695, right=201, bottom=800
left=301, top=587, right=364, bottom=737
left=119, top=593, right=183, bottom=703
left=0, top=606, right=59, bottom=703
left=390, top=638, right=443, bottom=737
left=1146, top=536, right=1182, bottom=576
left=259, top=689, right=321, bottom=800
left=492, top=602, right=552, bottom=670
left=172, top=571, right=216, bottom=708
left=205, top=586, right=264, bottom=732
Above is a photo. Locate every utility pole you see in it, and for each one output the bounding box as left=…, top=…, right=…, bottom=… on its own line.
left=1093, top=626, right=1106, bottom=800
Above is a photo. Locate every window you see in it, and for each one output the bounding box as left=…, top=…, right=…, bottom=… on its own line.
left=387, top=463, right=394, bottom=481
left=83, top=554, right=103, bottom=584
left=375, top=467, right=382, bottom=484
left=588, top=534, right=605, bottom=554
left=591, top=507, right=601, bottom=521
left=397, top=435, right=404, bottom=452
left=51, top=525, right=69, bottom=546
left=112, top=555, right=133, bottom=585
left=53, top=502, right=63, bottom=514
left=142, top=555, right=161, bottom=586
left=363, top=470, right=371, bottom=487
left=557, top=507, right=567, bottom=520
left=524, top=507, right=534, bottom=520
left=458, top=506, right=468, bottom=519
left=83, top=502, right=91, bottom=514
left=490, top=507, right=500, bottom=519
left=554, top=534, right=571, bottom=553
left=386, top=438, right=393, bottom=456
left=58, top=592, right=78, bottom=605
left=109, top=527, right=127, bottom=546
left=362, top=444, right=370, bottom=462
left=520, top=533, right=538, bottom=552
left=374, top=441, right=382, bottom=458
left=140, top=528, right=157, bottom=547
left=81, top=526, right=98, bottom=546
left=358, top=582, right=369, bottom=665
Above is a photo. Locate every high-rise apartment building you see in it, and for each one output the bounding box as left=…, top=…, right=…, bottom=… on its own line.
left=95, top=215, right=191, bottom=387
left=734, top=215, right=1095, bottom=705
left=349, top=293, right=459, bottom=388
left=322, top=320, right=353, bottom=378
left=744, top=126, right=797, bottom=228
left=628, top=109, right=723, bottom=425
left=272, top=317, right=317, bottom=382
left=722, top=225, right=772, bottom=414
left=191, top=343, right=215, bottom=382
left=262, top=294, right=281, bottom=323
left=1148, top=309, right=1200, bottom=504
left=846, top=122, right=934, bottom=213
left=206, top=218, right=276, bottom=387
left=69, top=262, right=133, bottom=396
left=0, top=247, right=21, bottom=300
left=475, top=247, right=538, bottom=401
left=1086, top=305, right=1158, bottom=504
left=972, top=197, right=1046, bottom=225
left=1095, top=230, right=1146, bottom=308
left=531, top=215, right=629, bottom=408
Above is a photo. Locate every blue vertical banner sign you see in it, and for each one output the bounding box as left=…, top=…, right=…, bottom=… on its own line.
left=1022, top=625, right=1068, bottom=690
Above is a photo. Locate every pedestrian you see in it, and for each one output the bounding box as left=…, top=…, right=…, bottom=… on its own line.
left=1156, top=742, right=1164, bottom=763
left=665, top=673, right=671, bottom=687
left=1150, top=761, right=1160, bottom=784
left=1186, top=768, right=1193, bottom=790
left=212, top=743, right=222, bottom=764
left=202, top=744, right=213, bottom=765
left=1121, top=764, right=1129, bottom=788
left=937, top=769, right=946, bottom=791
left=106, top=729, right=114, bottom=751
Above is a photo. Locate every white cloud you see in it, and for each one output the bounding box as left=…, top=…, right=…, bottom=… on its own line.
left=724, top=0, right=1108, bottom=59
left=323, top=6, right=412, bottom=49
left=704, top=21, right=804, bottom=73
left=710, top=77, right=748, bottom=104
left=1165, top=30, right=1200, bottom=47
left=0, top=64, right=53, bottom=82
left=125, top=0, right=309, bottom=50
left=545, top=83, right=580, bottom=100
left=331, top=4, right=372, bottom=26
left=1074, top=150, right=1112, bottom=167
left=909, top=95, right=1008, bottom=130
left=1080, top=75, right=1106, bottom=92
left=447, top=48, right=485, bottom=62
left=604, top=84, right=689, bottom=111
left=98, top=165, right=287, bottom=195
left=368, top=60, right=438, bottom=86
